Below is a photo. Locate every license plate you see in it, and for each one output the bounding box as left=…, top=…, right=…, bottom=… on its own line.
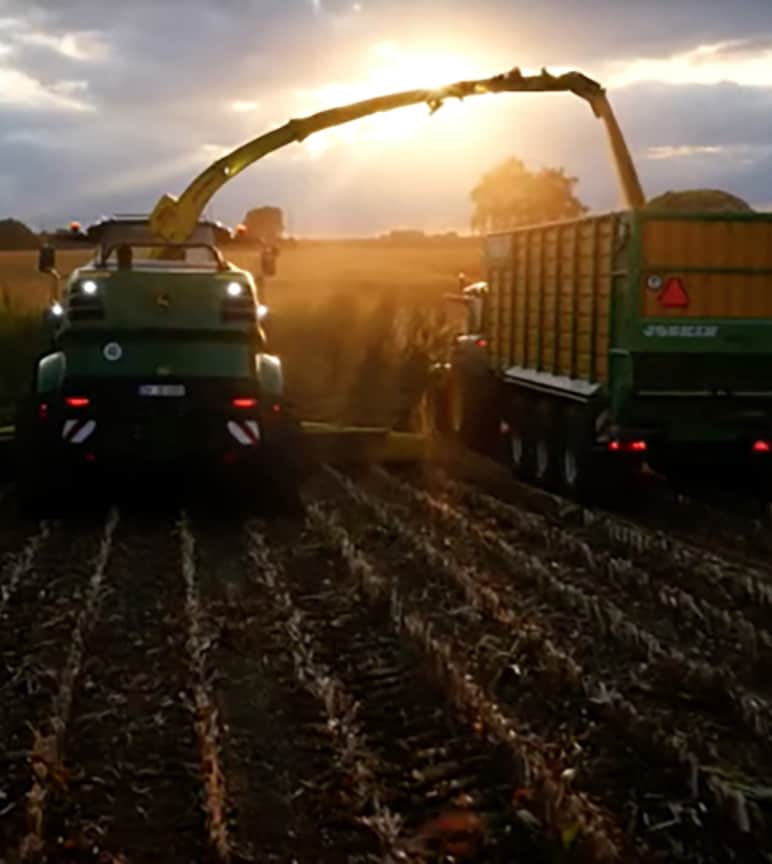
left=138, top=384, right=186, bottom=398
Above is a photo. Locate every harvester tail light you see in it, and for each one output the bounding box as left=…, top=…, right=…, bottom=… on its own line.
left=475, top=338, right=488, bottom=348
left=753, top=440, right=771, bottom=454
left=608, top=439, right=647, bottom=453
left=66, top=397, right=90, bottom=408
left=232, top=397, right=257, bottom=409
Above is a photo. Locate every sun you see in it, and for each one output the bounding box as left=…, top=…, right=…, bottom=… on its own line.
left=293, top=43, right=496, bottom=151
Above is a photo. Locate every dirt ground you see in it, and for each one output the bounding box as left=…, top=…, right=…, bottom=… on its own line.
left=1, top=449, right=772, bottom=862
left=2, top=238, right=772, bottom=861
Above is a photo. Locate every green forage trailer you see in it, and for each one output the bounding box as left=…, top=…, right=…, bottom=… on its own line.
left=438, top=209, right=772, bottom=499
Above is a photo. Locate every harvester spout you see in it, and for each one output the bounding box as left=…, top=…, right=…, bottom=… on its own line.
left=150, top=67, right=645, bottom=244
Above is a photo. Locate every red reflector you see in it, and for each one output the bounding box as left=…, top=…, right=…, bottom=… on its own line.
left=223, top=450, right=238, bottom=465
left=753, top=440, right=771, bottom=453
left=608, top=441, right=621, bottom=451
left=630, top=440, right=648, bottom=453
left=475, top=338, right=488, bottom=348
left=232, top=398, right=257, bottom=409
left=38, top=403, right=49, bottom=421
left=272, top=403, right=281, bottom=414
left=66, top=397, right=90, bottom=408
left=659, top=277, right=689, bottom=309
left=85, top=452, right=96, bottom=464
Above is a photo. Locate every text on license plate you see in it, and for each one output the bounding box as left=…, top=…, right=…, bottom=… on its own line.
left=138, top=384, right=186, bottom=397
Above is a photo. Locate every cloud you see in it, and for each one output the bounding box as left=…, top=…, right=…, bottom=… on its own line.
left=608, top=39, right=772, bottom=88
left=229, top=100, right=260, bottom=113
left=0, top=66, right=93, bottom=110
left=647, top=145, right=730, bottom=160
left=15, top=29, right=109, bottom=61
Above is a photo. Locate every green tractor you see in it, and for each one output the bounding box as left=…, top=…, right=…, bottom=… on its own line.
left=14, top=216, right=302, bottom=514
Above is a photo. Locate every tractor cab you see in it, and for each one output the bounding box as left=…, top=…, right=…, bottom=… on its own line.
left=443, top=275, right=489, bottom=350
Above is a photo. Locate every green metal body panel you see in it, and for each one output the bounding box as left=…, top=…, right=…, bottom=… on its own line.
left=39, top=260, right=275, bottom=389
left=485, top=210, right=772, bottom=451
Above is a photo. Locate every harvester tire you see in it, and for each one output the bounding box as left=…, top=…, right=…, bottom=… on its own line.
left=265, top=411, right=306, bottom=518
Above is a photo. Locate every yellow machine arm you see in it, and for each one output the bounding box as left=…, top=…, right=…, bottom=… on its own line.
left=150, top=67, right=645, bottom=243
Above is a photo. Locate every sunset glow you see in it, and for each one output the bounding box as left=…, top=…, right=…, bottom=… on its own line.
left=288, top=43, right=499, bottom=154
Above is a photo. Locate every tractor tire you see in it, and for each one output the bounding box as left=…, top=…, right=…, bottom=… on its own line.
left=449, top=369, right=497, bottom=453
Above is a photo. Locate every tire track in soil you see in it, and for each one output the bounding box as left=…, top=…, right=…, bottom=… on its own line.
left=42, top=515, right=203, bottom=863
left=19, top=510, right=119, bottom=861
left=0, top=517, right=103, bottom=857
left=321, top=468, right=771, bottom=862
left=385, top=468, right=772, bottom=698
left=266, top=506, right=606, bottom=863
left=178, top=513, right=230, bottom=862
left=426, top=462, right=772, bottom=624
left=367, top=468, right=772, bottom=747
left=191, top=513, right=378, bottom=863
left=426, top=446, right=772, bottom=575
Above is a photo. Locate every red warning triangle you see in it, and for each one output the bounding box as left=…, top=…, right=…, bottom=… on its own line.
left=659, top=277, right=689, bottom=308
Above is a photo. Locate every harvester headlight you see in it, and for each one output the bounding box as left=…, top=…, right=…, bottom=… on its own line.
left=257, top=304, right=269, bottom=320
left=226, top=282, right=243, bottom=297
left=51, top=302, right=64, bottom=317
left=81, top=280, right=98, bottom=295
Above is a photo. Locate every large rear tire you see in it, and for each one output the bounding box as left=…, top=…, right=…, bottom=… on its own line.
left=449, top=369, right=498, bottom=453
left=264, top=410, right=306, bottom=518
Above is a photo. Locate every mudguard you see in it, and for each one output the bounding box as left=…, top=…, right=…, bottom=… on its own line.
left=36, top=352, right=67, bottom=394
left=255, top=353, right=284, bottom=398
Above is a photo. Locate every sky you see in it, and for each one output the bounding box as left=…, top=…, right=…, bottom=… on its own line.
left=1, top=0, right=772, bottom=235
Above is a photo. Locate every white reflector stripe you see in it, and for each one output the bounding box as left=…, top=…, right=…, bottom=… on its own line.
left=62, top=420, right=78, bottom=440
left=70, top=420, right=96, bottom=444
left=245, top=421, right=261, bottom=443
left=227, top=421, right=253, bottom=446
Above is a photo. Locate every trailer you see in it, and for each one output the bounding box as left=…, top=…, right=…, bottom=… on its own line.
left=435, top=210, right=772, bottom=500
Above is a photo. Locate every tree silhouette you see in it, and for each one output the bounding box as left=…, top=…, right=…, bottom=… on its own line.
left=470, top=157, right=587, bottom=233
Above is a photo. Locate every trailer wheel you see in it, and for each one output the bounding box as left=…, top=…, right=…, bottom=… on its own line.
left=558, top=409, right=593, bottom=501
left=507, top=396, right=535, bottom=481
left=533, top=401, right=559, bottom=489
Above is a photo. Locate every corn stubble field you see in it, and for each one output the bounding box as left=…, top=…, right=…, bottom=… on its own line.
left=2, top=241, right=772, bottom=863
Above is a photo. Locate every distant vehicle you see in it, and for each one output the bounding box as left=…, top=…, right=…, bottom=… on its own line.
left=14, top=216, right=302, bottom=513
